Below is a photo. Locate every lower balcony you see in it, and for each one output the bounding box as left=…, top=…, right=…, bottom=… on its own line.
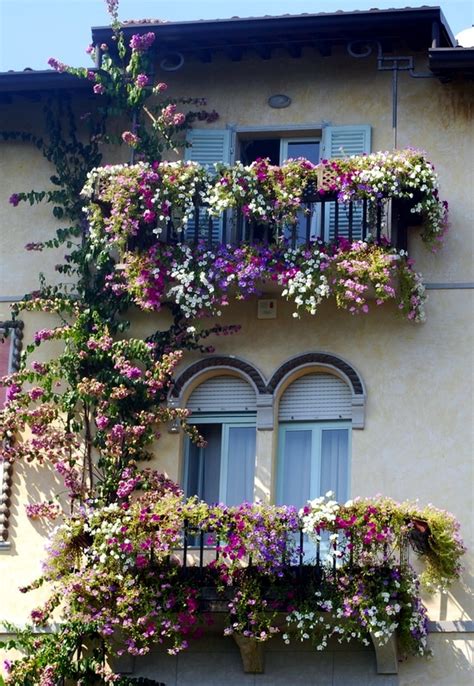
left=22, top=491, right=463, bottom=682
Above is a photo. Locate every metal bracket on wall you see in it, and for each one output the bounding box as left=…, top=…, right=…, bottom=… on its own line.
left=347, top=39, right=436, bottom=148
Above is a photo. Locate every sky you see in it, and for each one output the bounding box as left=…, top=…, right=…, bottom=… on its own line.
left=0, top=0, right=472, bottom=72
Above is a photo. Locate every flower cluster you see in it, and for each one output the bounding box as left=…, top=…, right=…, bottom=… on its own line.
left=2, top=490, right=464, bottom=682
left=25, top=502, right=62, bottom=521
left=104, top=240, right=426, bottom=321
left=83, top=151, right=448, bottom=251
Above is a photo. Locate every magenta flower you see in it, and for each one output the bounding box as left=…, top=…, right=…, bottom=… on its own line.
left=135, top=73, right=149, bottom=88
left=9, top=193, right=21, bottom=206
left=93, top=83, right=106, bottom=95
left=47, top=57, right=67, bottom=72
left=121, top=131, right=139, bottom=146
left=129, top=32, right=155, bottom=53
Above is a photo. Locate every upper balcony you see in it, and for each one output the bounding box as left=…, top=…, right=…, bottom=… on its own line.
left=82, top=150, right=448, bottom=321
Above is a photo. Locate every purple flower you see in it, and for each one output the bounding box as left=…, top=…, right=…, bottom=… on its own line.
left=9, top=193, right=21, bottom=206
left=93, top=83, right=106, bottom=95
left=129, top=32, right=155, bottom=53
left=96, top=415, right=109, bottom=430
left=47, top=57, right=67, bottom=73
left=6, top=383, right=21, bottom=402
left=135, top=73, right=149, bottom=88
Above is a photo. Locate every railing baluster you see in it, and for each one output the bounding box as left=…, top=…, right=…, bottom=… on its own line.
left=376, top=203, right=382, bottom=241
left=199, top=529, right=204, bottom=575
left=208, top=216, right=213, bottom=248
left=348, top=202, right=353, bottom=242
left=332, top=538, right=337, bottom=573
left=334, top=201, right=339, bottom=242
left=320, top=200, right=326, bottom=242
left=362, top=198, right=368, bottom=239
left=222, top=210, right=227, bottom=244
left=349, top=533, right=354, bottom=568
left=236, top=209, right=243, bottom=243
left=194, top=202, right=200, bottom=243
left=299, top=527, right=304, bottom=568
left=249, top=220, right=255, bottom=245
left=291, top=222, right=297, bottom=249
left=183, top=518, right=188, bottom=568
left=306, top=204, right=312, bottom=246
left=316, top=538, right=320, bottom=567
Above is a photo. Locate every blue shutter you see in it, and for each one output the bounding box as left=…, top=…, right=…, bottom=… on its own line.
left=322, top=125, right=371, bottom=241
left=184, top=129, right=232, bottom=243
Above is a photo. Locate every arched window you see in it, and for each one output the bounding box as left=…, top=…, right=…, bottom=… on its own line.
left=276, top=373, right=351, bottom=507
left=183, top=375, right=257, bottom=505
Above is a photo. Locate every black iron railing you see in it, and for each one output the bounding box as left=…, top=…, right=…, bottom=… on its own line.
left=176, top=519, right=409, bottom=581
left=160, top=194, right=417, bottom=251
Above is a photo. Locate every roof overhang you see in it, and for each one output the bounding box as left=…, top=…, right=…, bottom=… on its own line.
left=91, top=7, right=455, bottom=62
left=429, top=47, right=474, bottom=79
left=0, top=70, right=93, bottom=96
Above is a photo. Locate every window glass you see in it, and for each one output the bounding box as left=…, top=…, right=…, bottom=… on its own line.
left=277, top=423, right=350, bottom=507
left=185, top=417, right=256, bottom=505
left=285, top=140, right=320, bottom=164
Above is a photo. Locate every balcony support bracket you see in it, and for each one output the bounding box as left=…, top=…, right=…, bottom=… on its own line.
left=371, top=632, right=399, bottom=674
left=233, top=633, right=265, bottom=673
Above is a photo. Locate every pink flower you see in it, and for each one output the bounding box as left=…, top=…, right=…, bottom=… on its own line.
left=93, top=83, right=106, bottom=95
left=143, top=209, right=156, bottom=224
left=173, top=113, right=186, bottom=126
left=122, top=131, right=139, bottom=146
left=135, top=73, right=149, bottom=88
left=154, top=82, right=168, bottom=93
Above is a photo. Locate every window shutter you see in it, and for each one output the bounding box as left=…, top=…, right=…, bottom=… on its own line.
left=184, top=129, right=232, bottom=243
left=278, top=373, right=352, bottom=422
left=322, top=125, right=371, bottom=241
left=187, top=375, right=257, bottom=413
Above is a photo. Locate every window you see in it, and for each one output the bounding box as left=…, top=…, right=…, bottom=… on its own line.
left=185, top=125, right=371, bottom=243
left=277, top=423, right=350, bottom=507
left=185, top=417, right=256, bottom=505
left=183, top=375, right=257, bottom=505
left=276, top=373, right=351, bottom=507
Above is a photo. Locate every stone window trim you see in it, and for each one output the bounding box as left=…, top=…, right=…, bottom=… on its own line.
left=169, top=351, right=366, bottom=431
left=0, top=320, right=24, bottom=548
left=268, top=352, right=366, bottom=429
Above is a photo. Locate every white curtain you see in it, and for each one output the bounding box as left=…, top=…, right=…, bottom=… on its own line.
left=320, top=428, right=349, bottom=502
left=225, top=426, right=256, bottom=505
left=278, top=429, right=312, bottom=506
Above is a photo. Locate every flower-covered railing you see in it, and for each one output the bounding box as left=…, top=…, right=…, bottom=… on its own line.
left=84, top=150, right=447, bottom=251
left=80, top=150, right=447, bottom=323
left=4, top=478, right=463, bottom=681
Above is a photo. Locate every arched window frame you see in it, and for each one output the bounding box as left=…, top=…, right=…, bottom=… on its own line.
left=169, top=352, right=366, bottom=430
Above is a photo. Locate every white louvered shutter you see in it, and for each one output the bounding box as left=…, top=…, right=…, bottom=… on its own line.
left=278, top=373, right=352, bottom=422
left=187, top=376, right=257, bottom=413
left=184, top=129, right=232, bottom=243
left=322, top=125, right=371, bottom=241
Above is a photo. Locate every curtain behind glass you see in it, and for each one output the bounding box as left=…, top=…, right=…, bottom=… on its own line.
left=186, top=424, right=222, bottom=503
left=278, top=429, right=312, bottom=507
left=225, top=426, right=256, bottom=505
left=320, top=428, right=349, bottom=502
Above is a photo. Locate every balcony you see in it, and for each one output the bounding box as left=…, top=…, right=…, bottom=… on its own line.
left=83, top=151, right=447, bottom=320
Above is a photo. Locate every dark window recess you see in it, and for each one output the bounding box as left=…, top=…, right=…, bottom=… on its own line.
left=239, top=138, right=280, bottom=165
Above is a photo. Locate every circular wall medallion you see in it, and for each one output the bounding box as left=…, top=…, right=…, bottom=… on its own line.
left=268, top=94, right=292, bottom=109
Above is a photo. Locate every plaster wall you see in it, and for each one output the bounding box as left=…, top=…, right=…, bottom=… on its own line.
left=0, top=47, right=473, bottom=681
